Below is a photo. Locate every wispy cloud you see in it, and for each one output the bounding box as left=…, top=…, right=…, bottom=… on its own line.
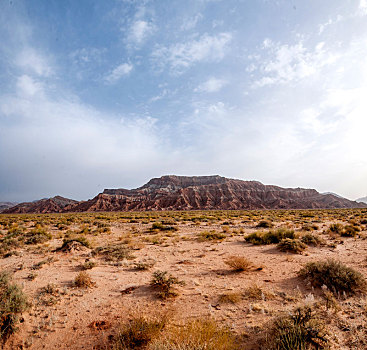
left=152, top=32, right=232, bottom=73
left=180, top=14, right=203, bottom=31
left=251, top=39, right=336, bottom=88
left=16, top=47, right=53, bottom=77
left=104, top=63, right=133, bottom=84
left=128, top=20, right=155, bottom=45
left=195, top=77, right=227, bottom=92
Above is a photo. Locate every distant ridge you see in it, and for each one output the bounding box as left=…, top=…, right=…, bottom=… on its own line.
left=3, top=175, right=366, bottom=214
left=357, top=196, right=367, bottom=204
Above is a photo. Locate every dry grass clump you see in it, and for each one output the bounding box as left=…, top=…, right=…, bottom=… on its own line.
left=300, top=233, right=323, bottom=246
left=81, top=260, right=97, bottom=270
left=245, top=228, right=295, bottom=245
left=298, top=259, right=367, bottom=296
left=150, top=271, right=185, bottom=299
left=224, top=255, right=253, bottom=272
left=326, top=223, right=359, bottom=237
left=149, top=222, right=178, bottom=232
left=24, top=227, right=52, bottom=245
left=92, top=244, right=135, bottom=261
left=0, top=272, right=29, bottom=342
left=149, top=318, right=240, bottom=350
left=277, top=238, right=307, bottom=254
left=112, top=315, right=166, bottom=349
left=74, top=271, right=95, bottom=288
left=218, top=292, right=242, bottom=304
left=256, top=220, right=274, bottom=228
left=243, top=284, right=274, bottom=301
left=134, top=259, right=156, bottom=271
left=58, top=236, right=91, bottom=250
left=197, top=230, right=226, bottom=241
left=265, top=306, right=328, bottom=350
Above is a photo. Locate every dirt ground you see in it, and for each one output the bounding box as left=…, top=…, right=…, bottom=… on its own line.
left=1, top=209, right=367, bottom=349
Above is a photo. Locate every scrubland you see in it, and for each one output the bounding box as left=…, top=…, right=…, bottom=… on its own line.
left=1, top=208, right=367, bottom=349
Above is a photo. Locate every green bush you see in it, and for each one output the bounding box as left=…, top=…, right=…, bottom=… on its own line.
left=298, top=260, right=367, bottom=295
left=150, top=271, right=185, bottom=299
left=0, top=272, right=29, bottom=342
left=245, top=228, right=295, bottom=245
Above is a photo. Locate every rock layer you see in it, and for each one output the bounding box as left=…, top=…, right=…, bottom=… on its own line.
left=3, top=175, right=365, bottom=213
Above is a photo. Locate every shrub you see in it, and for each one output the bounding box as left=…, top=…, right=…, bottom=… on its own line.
left=298, top=260, right=367, bottom=295
left=92, top=244, right=134, bottom=261
left=342, top=225, right=359, bottom=237
left=302, top=223, right=319, bottom=231
left=266, top=306, right=328, bottom=350
left=224, top=256, right=253, bottom=272
left=0, top=272, right=29, bottom=342
left=59, top=236, right=90, bottom=250
left=300, top=234, right=323, bottom=246
left=245, top=228, right=295, bottom=245
left=74, top=272, right=95, bottom=288
left=150, top=271, right=184, bottom=299
left=197, top=230, right=226, bottom=241
left=113, top=315, right=166, bottom=349
left=218, top=292, right=242, bottom=304
left=256, top=220, right=274, bottom=228
left=81, top=260, right=97, bottom=270
left=277, top=239, right=307, bottom=254
left=150, top=222, right=178, bottom=232
left=24, top=228, right=51, bottom=245
left=327, top=223, right=344, bottom=235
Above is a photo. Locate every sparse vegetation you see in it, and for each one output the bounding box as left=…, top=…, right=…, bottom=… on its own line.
left=197, top=230, right=226, bottom=241
left=298, top=259, right=367, bottom=295
left=0, top=272, right=29, bottom=342
left=113, top=315, right=166, bottom=349
left=74, top=271, right=95, bottom=288
left=277, top=238, right=307, bottom=253
left=224, top=255, right=253, bottom=272
left=265, top=306, right=328, bottom=350
left=150, top=271, right=184, bottom=299
left=245, top=228, right=295, bottom=245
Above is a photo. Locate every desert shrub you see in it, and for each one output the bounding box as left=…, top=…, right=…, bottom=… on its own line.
left=24, top=228, right=51, bottom=245
left=134, top=259, right=156, bottom=271
left=59, top=236, right=90, bottom=250
left=265, top=306, right=328, bottom=350
left=342, top=225, right=359, bottom=237
left=74, top=271, right=95, bottom=288
left=0, top=272, right=29, bottom=342
left=245, top=228, right=295, bottom=245
left=257, top=220, right=274, bottom=228
left=197, top=230, right=226, bottom=241
left=92, top=244, right=135, bottom=261
left=150, top=271, right=184, bottom=299
left=113, top=315, right=166, bottom=349
left=301, top=224, right=319, bottom=231
left=150, top=222, right=178, bottom=232
left=243, top=284, right=269, bottom=301
left=327, top=223, right=344, bottom=235
left=277, top=239, right=307, bottom=254
left=300, top=234, right=323, bottom=246
left=81, top=260, right=97, bottom=270
left=224, top=256, right=253, bottom=272
left=150, top=319, right=239, bottom=350
left=298, top=260, right=367, bottom=295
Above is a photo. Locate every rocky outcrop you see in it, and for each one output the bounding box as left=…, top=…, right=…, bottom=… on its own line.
left=3, top=176, right=365, bottom=214
left=3, top=196, right=78, bottom=214
left=67, top=175, right=366, bottom=212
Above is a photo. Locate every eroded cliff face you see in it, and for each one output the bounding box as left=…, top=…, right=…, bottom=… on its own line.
left=66, top=175, right=364, bottom=212
left=3, top=175, right=365, bottom=214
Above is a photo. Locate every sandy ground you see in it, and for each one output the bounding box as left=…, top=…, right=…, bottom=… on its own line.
left=1, top=210, right=367, bottom=349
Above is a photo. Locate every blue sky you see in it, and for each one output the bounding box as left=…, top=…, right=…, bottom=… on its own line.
left=1, top=0, right=367, bottom=202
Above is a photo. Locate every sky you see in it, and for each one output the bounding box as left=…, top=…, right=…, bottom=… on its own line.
left=1, top=0, right=367, bottom=202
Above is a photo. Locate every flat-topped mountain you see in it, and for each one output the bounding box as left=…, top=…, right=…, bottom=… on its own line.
left=3, top=175, right=365, bottom=214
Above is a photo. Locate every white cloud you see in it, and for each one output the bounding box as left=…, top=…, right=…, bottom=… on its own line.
left=16, top=75, right=44, bottom=97
left=180, top=14, right=203, bottom=31
left=104, top=63, right=133, bottom=84
left=252, top=39, right=336, bottom=88
left=152, top=32, right=232, bottom=72
left=128, top=20, right=155, bottom=45
left=360, top=0, right=367, bottom=14
left=195, top=77, right=227, bottom=93
left=16, top=47, right=53, bottom=77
